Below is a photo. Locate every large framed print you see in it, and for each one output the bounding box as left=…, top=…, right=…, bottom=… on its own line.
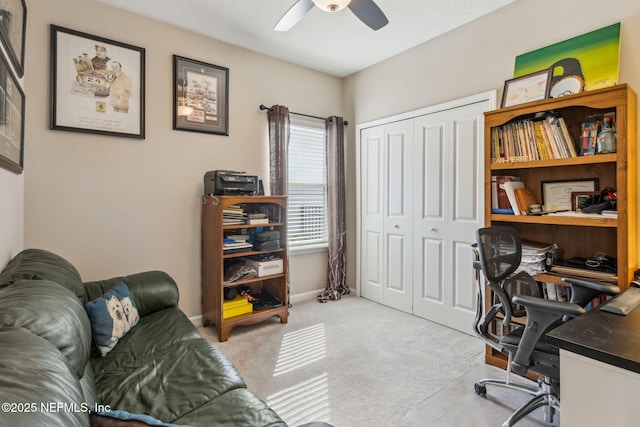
left=0, top=0, right=26, bottom=77
left=173, top=55, right=229, bottom=136
left=0, top=50, right=24, bottom=174
left=50, top=25, right=145, bottom=139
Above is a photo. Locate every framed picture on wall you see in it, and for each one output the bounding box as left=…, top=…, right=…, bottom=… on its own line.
left=173, top=55, right=229, bottom=136
left=0, top=0, right=26, bottom=77
left=0, top=49, right=24, bottom=174
left=50, top=25, right=145, bottom=139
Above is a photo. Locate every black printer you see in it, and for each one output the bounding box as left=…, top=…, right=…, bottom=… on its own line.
left=204, top=170, right=258, bottom=196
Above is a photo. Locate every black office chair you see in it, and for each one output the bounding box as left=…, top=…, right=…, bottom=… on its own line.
left=472, top=225, right=620, bottom=426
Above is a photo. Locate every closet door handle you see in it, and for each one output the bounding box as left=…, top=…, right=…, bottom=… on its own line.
left=393, top=224, right=399, bottom=229
left=430, top=227, right=438, bottom=232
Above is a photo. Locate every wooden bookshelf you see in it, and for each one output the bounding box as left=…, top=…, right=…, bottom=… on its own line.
left=483, top=84, right=637, bottom=367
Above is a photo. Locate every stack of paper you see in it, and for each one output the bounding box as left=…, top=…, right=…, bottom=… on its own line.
left=517, top=240, right=558, bottom=276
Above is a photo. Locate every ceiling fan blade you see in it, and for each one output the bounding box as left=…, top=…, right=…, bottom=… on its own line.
left=274, top=0, right=315, bottom=31
left=348, top=0, right=389, bottom=31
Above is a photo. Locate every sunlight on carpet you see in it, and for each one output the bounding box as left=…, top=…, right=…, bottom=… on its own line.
left=273, top=323, right=327, bottom=376
left=267, top=373, right=331, bottom=425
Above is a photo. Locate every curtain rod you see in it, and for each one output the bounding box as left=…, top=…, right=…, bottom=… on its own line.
left=259, top=105, right=348, bottom=125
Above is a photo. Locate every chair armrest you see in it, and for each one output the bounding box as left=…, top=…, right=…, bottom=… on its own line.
left=561, top=277, right=621, bottom=307
left=84, top=271, right=179, bottom=317
left=512, top=295, right=586, bottom=317
left=510, top=295, right=586, bottom=375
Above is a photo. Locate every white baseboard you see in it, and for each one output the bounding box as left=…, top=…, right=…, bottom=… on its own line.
left=189, top=287, right=355, bottom=326
left=189, top=314, right=202, bottom=326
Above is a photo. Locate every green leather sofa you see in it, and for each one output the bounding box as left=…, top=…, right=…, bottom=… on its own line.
left=0, top=248, right=286, bottom=427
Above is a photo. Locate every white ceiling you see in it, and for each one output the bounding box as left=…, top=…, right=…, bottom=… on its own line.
left=96, top=0, right=517, bottom=77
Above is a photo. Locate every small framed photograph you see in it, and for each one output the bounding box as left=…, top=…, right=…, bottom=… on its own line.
left=0, top=0, right=26, bottom=77
left=571, top=191, right=595, bottom=211
left=541, top=179, right=599, bottom=211
left=50, top=25, right=145, bottom=139
left=173, top=55, right=229, bottom=136
left=0, top=48, right=24, bottom=174
left=501, top=69, right=552, bottom=108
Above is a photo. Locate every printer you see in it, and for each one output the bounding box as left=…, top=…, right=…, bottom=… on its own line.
left=204, top=170, right=258, bottom=196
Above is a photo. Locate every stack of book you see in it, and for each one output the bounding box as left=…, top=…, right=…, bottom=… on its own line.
left=223, top=237, right=253, bottom=252
left=245, top=211, right=269, bottom=225
left=223, top=205, right=245, bottom=225
left=492, top=176, right=539, bottom=215
left=491, top=114, right=577, bottom=163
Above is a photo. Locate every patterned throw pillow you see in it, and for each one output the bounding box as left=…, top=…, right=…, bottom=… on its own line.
left=85, top=282, right=140, bottom=356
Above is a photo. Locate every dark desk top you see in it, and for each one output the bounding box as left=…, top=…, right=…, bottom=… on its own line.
left=547, top=303, right=640, bottom=374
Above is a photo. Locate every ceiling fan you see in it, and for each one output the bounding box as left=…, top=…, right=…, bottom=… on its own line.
left=275, top=0, right=389, bottom=32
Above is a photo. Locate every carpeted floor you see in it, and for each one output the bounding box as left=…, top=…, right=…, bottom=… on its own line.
left=198, top=294, right=559, bottom=426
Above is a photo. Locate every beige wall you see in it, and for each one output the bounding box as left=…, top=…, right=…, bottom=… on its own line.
left=0, top=168, right=23, bottom=264
left=23, top=0, right=340, bottom=316
left=343, top=0, right=640, bottom=290
left=3, top=0, right=640, bottom=316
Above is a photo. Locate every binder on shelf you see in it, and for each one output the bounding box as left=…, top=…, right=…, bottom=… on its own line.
left=514, top=187, right=538, bottom=215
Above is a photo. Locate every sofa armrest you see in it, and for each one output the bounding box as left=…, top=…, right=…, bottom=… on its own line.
left=84, top=271, right=179, bottom=317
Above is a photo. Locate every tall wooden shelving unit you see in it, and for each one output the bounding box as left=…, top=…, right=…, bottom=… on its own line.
left=483, top=84, right=638, bottom=369
left=201, top=195, right=289, bottom=342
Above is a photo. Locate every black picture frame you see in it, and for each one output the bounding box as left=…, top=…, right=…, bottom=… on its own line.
left=541, top=179, right=599, bottom=211
left=50, top=25, right=145, bottom=139
left=0, top=0, right=26, bottom=77
left=173, top=55, right=229, bottom=136
left=501, top=68, right=552, bottom=108
left=0, top=48, right=24, bottom=174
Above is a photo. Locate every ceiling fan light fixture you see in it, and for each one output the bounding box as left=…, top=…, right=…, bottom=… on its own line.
left=312, top=0, right=351, bottom=12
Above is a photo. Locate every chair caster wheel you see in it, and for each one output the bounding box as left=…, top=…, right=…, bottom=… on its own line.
left=474, top=383, right=487, bottom=396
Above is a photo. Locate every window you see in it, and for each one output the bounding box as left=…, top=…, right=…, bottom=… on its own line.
left=287, top=116, right=328, bottom=251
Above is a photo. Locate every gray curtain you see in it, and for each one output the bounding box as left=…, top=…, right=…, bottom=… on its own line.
left=267, top=105, right=291, bottom=306
left=268, top=105, right=290, bottom=196
left=318, top=116, right=349, bottom=302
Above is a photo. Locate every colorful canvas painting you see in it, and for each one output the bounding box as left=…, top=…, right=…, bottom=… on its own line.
left=514, top=23, right=620, bottom=95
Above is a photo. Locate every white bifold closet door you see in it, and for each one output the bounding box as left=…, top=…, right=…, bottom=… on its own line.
left=359, top=119, right=414, bottom=314
left=358, top=94, right=492, bottom=334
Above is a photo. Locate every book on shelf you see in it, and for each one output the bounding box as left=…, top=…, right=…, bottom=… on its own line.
left=580, top=121, right=599, bottom=156
left=601, top=209, right=617, bottom=218
left=223, top=237, right=253, bottom=248
left=502, top=180, right=525, bottom=215
left=514, top=187, right=538, bottom=215
left=492, top=175, right=521, bottom=211
left=247, top=218, right=269, bottom=225
left=491, top=115, right=577, bottom=163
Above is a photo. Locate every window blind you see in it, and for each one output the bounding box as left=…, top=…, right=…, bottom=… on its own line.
left=288, top=116, right=328, bottom=248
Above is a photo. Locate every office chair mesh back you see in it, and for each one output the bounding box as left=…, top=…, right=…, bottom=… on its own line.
left=476, top=226, right=540, bottom=320
left=476, top=226, right=522, bottom=283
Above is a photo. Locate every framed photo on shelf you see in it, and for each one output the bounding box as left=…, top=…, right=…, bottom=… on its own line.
left=50, top=25, right=145, bottom=139
left=541, top=179, right=599, bottom=211
left=0, top=49, right=24, bottom=174
left=173, top=55, right=229, bottom=136
left=0, top=0, right=26, bottom=77
left=501, top=69, right=551, bottom=108
left=571, top=191, right=596, bottom=211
